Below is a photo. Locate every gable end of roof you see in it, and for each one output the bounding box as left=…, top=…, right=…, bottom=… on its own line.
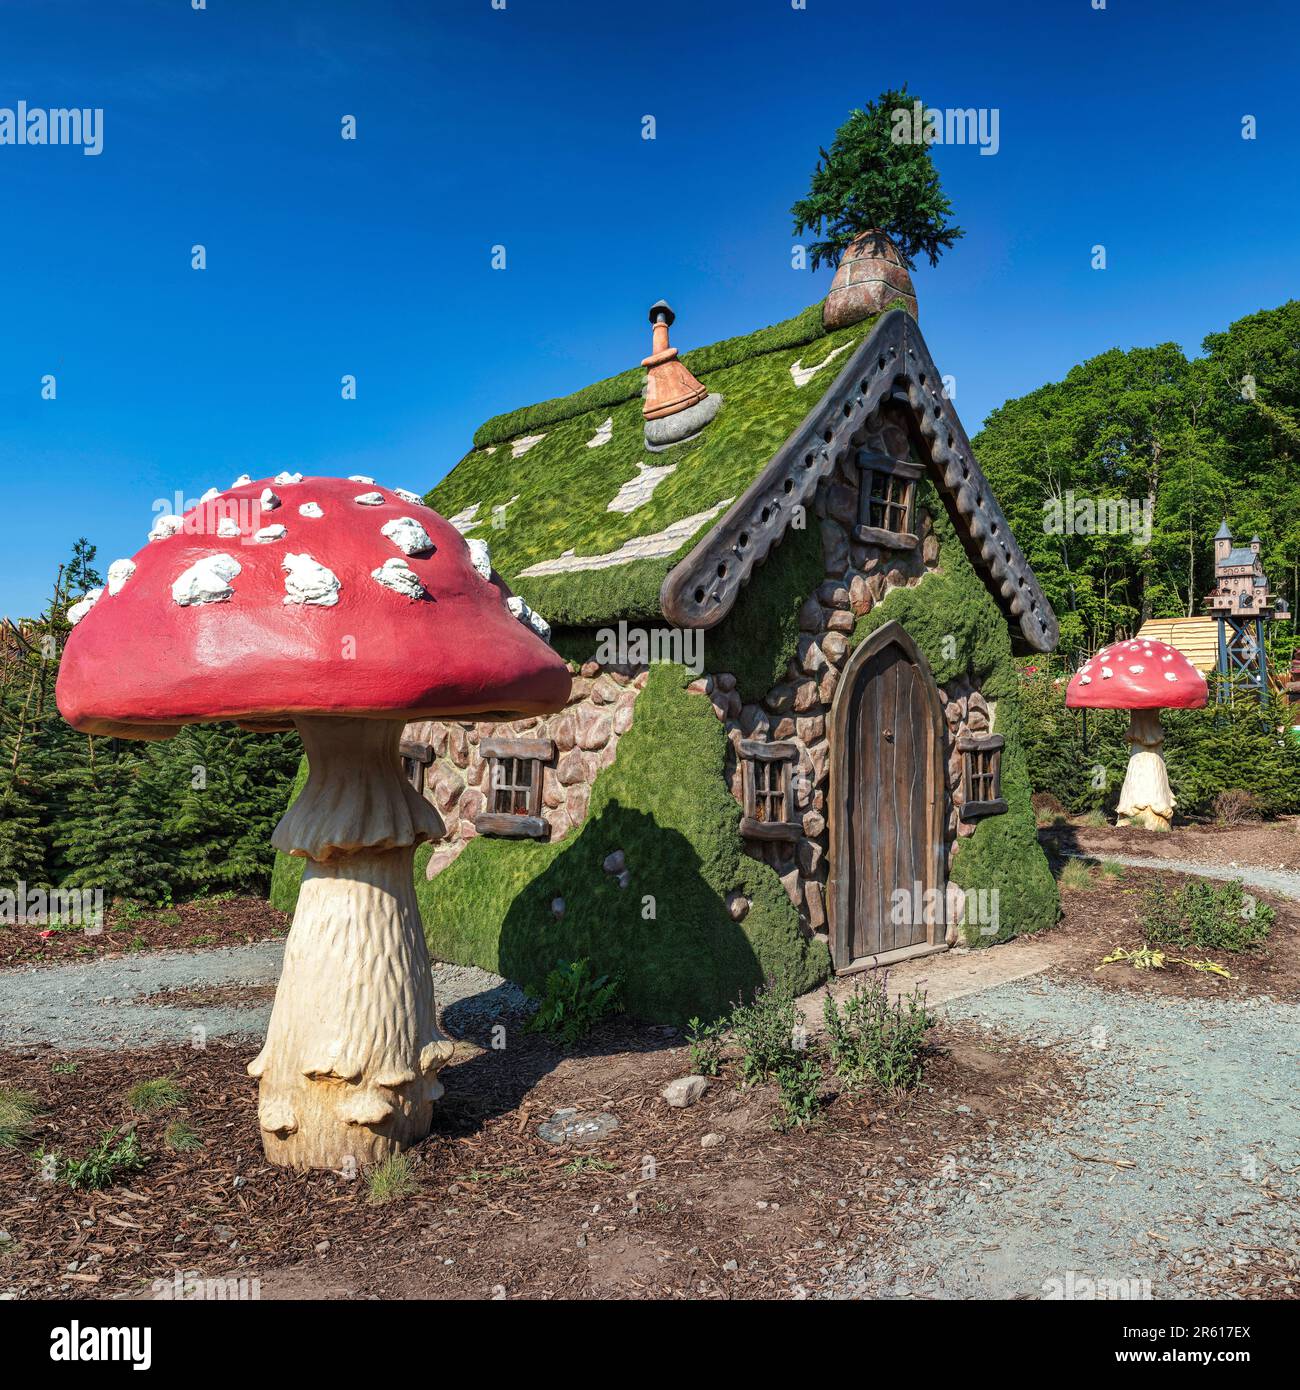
left=659, top=310, right=1059, bottom=654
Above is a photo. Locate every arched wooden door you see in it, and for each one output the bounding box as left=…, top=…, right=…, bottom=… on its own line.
left=827, top=621, right=947, bottom=971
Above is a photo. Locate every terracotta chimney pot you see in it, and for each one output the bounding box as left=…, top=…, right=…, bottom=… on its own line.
left=642, top=301, right=709, bottom=421
left=823, top=230, right=918, bottom=330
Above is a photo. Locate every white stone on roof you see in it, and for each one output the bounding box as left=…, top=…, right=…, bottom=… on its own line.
left=789, top=338, right=856, bottom=388
left=516, top=499, right=734, bottom=577
left=606, top=461, right=677, bottom=515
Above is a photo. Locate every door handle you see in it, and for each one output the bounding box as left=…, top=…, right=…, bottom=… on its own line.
left=883, top=729, right=894, bottom=743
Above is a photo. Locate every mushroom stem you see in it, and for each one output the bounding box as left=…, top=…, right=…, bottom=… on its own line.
left=1116, top=706, right=1174, bottom=831
left=249, top=716, right=451, bottom=1170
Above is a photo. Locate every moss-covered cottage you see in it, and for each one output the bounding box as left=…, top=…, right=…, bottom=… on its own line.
left=274, top=273, right=1061, bottom=1025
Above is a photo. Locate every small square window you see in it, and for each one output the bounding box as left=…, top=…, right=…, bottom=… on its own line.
left=854, top=449, right=922, bottom=550
left=399, top=738, right=434, bottom=795
left=739, top=740, right=801, bottom=841
left=475, top=736, right=555, bottom=839
left=958, top=734, right=1005, bottom=820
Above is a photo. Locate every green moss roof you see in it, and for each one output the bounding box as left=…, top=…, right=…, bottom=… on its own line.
left=425, top=304, right=880, bottom=627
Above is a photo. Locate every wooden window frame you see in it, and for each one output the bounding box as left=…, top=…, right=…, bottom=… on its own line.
left=958, top=733, right=1006, bottom=820
left=738, top=740, right=801, bottom=841
left=399, top=738, right=434, bottom=795
left=853, top=448, right=923, bottom=551
left=474, top=736, right=554, bottom=839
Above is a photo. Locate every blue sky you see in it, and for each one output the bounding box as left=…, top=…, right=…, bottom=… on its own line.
left=1, top=0, right=1297, bottom=617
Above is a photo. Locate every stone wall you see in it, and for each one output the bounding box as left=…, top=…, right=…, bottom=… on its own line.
left=696, top=408, right=995, bottom=949
left=408, top=665, right=647, bottom=881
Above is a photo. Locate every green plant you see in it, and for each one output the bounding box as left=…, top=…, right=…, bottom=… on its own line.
left=773, top=1059, right=823, bottom=1132
left=685, top=1016, right=726, bottom=1077
left=39, top=1127, right=148, bottom=1190
left=1099, top=860, right=1126, bottom=880
left=1141, top=879, right=1273, bottom=953
left=0, top=1086, right=40, bottom=1149
left=126, top=1076, right=187, bottom=1115
left=729, top=979, right=801, bottom=1085
left=367, top=1153, right=419, bottom=1205
left=524, top=958, right=622, bottom=1046
left=790, top=88, right=964, bottom=271
left=50, top=1061, right=79, bottom=1075
left=1058, top=858, right=1095, bottom=891
left=823, top=974, right=935, bottom=1092
left=562, top=1156, right=617, bottom=1178
left=163, top=1120, right=203, bottom=1153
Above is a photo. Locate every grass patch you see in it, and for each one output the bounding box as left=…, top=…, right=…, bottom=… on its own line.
left=1058, top=858, right=1096, bottom=891
left=367, top=1153, right=419, bottom=1205
left=163, top=1120, right=203, bottom=1153
left=0, top=1086, right=40, bottom=1149
left=126, top=1076, right=187, bottom=1116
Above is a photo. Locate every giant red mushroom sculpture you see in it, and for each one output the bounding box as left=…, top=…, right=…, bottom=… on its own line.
left=1065, top=638, right=1207, bottom=831
left=56, top=475, right=570, bottom=1170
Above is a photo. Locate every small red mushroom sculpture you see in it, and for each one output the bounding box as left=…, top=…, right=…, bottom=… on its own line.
left=56, top=475, right=571, bottom=1170
left=1065, top=638, right=1207, bottom=831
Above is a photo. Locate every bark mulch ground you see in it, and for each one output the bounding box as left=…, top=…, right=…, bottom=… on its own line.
left=0, top=895, right=289, bottom=969
left=1041, top=816, right=1300, bottom=873
left=0, top=1016, right=1077, bottom=1301
left=1043, top=860, right=1300, bottom=1004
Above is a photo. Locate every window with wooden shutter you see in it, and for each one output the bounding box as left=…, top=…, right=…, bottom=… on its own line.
left=399, top=738, right=434, bottom=795
left=474, top=736, right=554, bottom=839
left=738, top=740, right=801, bottom=841
left=958, top=733, right=1006, bottom=820
left=854, top=448, right=922, bottom=550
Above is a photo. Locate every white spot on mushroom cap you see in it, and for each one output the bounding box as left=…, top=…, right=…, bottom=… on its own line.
left=507, top=595, right=551, bottom=643
left=172, top=554, right=242, bottom=607
left=354, top=491, right=384, bottom=506
left=349, top=474, right=375, bottom=484
left=393, top=488, right=423, bottom=505
left=282, top=553, right=340, bottom=607
left=67, top=589, right=103, bottom=625
left=1079, top=674, right=1092, bottom=685
left=253, top=523, right=287, bottom=543
left=1164, top=671, right=1179, bottom=681
left=466, top=538, right=492, bottom=582
left=259, top=488, right=281, bottom=511
left=149, top=515, right=183, bottom=542
left=231, top=473, right=252, bottom=487
left=1101, top=666, right=1114, bottom=678
left=273, top=471, right=303, bottom=485
left=217, top=517, right=240, bottom=538
left=298, top=502, right=323, bottom=519
left=1129, top=664, right=1145, bottom=674
left=106, top=559, right=136, bottom=596
left=371, top=557, right=426, bottom=600
left=199, top=486, right=220, bottom=505
left=381, top=516, right=434, bottom=556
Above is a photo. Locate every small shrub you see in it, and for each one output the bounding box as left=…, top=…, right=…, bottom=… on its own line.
left=525, top=958, right=622, bottom=1046
left=1214, top=789, right=1261, bottom=825
left=729, top=980, right=801, bottom=1085
left=1032, top=791, right=1066, bottom=826
left=1099, top=860, right=1126, bottom=881
left=773, top=1059, right=823, bottom=1131
left=0, top=1086, right=40, bottom=1149
left=823, top=974, right=935, bottom=1092
left=685, top=1016, right=725, bottom=1077
left=39, top=1128, right=148, bottom=1190
left=1058, top=858, right=1095, bottom=891
left=367, top=1153, right=419, bottom=1205
left=1083, top=810, right=1109, bottom=827
left=127, top=1076, right=186, bottom=1115
left=1141, top=879, right=1273, bottom=953
left=163, top=1120, right=203, bottom=1153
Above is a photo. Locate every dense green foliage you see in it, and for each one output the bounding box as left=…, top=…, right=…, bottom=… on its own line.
left=975, top=301, right=1300, bottom=662
left=1017, top=671, right=1300, bottom=818
left=429, top=315, right=873, bottom=627
left=823, top=975, right=935, bottom=1092
left=1140, top=878, right=1274, bottom=953
left=523, top=958, right=623, bottom=1046
left=0, top=544, right=302, bottom=905
left=790, top=89, right=965, bottom=272
left=851, top=485, right=1060, bottom=943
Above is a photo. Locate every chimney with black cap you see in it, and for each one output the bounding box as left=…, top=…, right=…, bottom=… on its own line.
left=642, top=300, right=722, bottom=450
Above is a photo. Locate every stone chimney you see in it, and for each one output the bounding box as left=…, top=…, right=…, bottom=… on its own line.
left=642, top=301, right=722, bottom=450
left=823, top=230, right=917, bottom=330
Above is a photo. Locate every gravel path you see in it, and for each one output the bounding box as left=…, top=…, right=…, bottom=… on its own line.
left=0, top=943, right=529, bottom=1051
left=1061, top=850, right=1300, bottom=902
left=829, top=976, right=1300, bottom=1299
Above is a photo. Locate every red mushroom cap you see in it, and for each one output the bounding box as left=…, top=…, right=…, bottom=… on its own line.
left=1064, top=638, right=1208, bottom=711
left=56, top=476, right=571, bottom=739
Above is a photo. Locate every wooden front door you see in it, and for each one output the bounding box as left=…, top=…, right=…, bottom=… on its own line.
left=828, top=622, right=946, bottom=971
